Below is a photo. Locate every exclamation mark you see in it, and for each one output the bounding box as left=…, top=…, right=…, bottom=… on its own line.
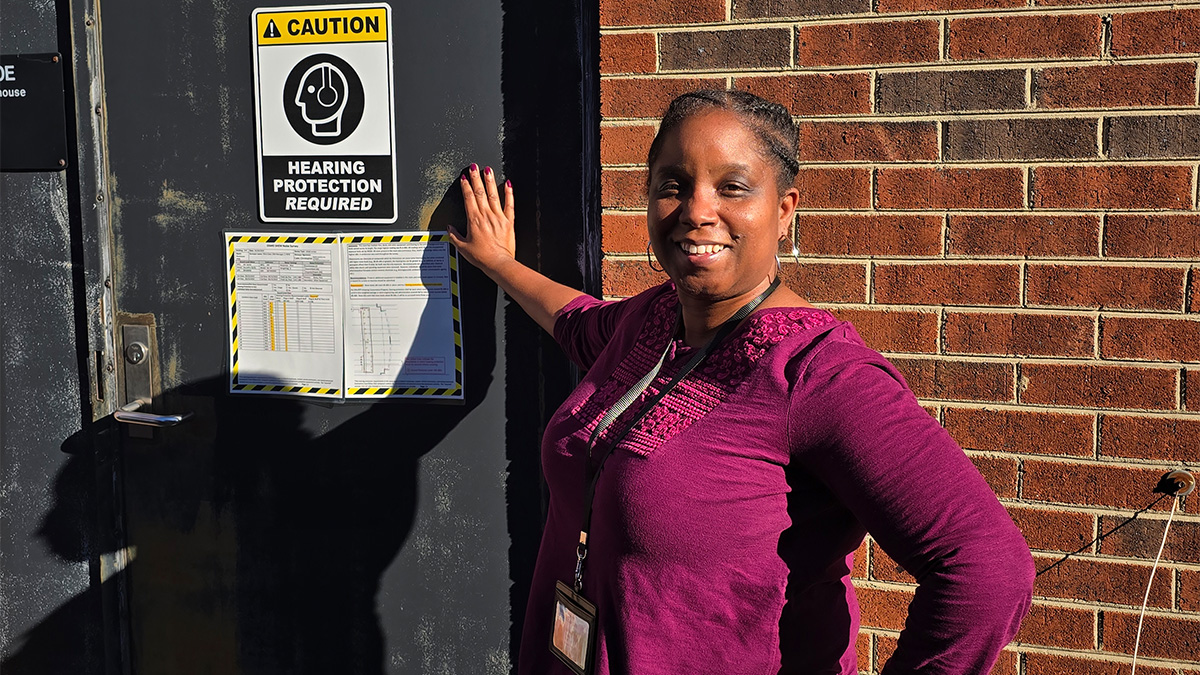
left=263, top=19, right=280, bottom=39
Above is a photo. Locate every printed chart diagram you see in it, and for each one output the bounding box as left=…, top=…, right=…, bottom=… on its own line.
left=240, top=294, right=337, bottom=354
left=344, top=238, right=455, bottom=392
left=352, top=303, right=394, bottom=374
left=227, top=235, right=345, bottom=396
left=225, top=232, right=462, bottom=400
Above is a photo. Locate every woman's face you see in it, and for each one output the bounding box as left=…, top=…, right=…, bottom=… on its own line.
left=647, top=108, right=799, bottom=307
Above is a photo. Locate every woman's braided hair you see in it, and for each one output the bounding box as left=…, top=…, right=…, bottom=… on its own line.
left=646, top=89, right=801, bottom=192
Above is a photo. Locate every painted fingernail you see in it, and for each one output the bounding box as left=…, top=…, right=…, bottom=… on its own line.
left=470, top=163, right=478, bottom=172
left=461, top=173, right=468, bottom=181
left=505, top=179, right=512, bottom=188
left=484, top=166, right=492, bottom=175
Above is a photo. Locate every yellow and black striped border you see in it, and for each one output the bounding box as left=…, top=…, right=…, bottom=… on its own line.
left=341, top=232, right=450, bottom=244
left=226, top=232, right=342, bottom=398
left=232, top=384, right=341, bottom=395
left=225, top=231, right=463, bottom=401
left=344, top=232, right=464, bottom=399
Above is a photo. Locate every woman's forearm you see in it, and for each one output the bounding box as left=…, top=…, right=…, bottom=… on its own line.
left=482, top=256, right=585, bottom=335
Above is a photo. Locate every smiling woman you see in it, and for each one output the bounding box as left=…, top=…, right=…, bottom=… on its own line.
left=449, top=89, right=1035, bottom=675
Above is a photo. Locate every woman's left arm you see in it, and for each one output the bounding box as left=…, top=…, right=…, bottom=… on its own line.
left=789, top=339, right=1034, bottom=674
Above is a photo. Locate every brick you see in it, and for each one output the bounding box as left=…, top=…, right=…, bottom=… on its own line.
left=944, top=118, right=1098, bottom=161
left=794, top=168, right=871, bottom=210
left=600, top=169, right=647, bottom=209
left=796, top=214, right=941, bottom=256
left=1101, top=415, right=1200, bottom=462
left=1107, top=115, right=1200, bottom=159
left=600, top=77, right=725, bottom=118
left=830, top=308, right=938, bottom=353
left=600, top=124, right=656, bottom=166
left=948, top=215, right=1099, bottom=257
left=875, top=633, right=898, bottom=668
left=1025, top=652, right=1174, bottom=675
left=891, top=357, right=1014, bottom=403
left=601, top=258, right=667, bottom=298
left=857, top=586, right=913, bottom=631
left=1035, top=62, right=1196, bottom=109
left=987, top=651, right=1018, bottom=675
left=1007, top=506, right=1094, bottom=552
left=877, top=168, right=1024, bottom=211
left=1026, top=264, right=1186, bottom=311
left=1102, top=612, right=1200, bottom=661
left=1111, top=9, right=1200, bottom=57
left=856, top=631, right=871, bottom=671
left=737, top=74, right=871, bottom=116
left=876, top=70, right=1025, bottom=114
left=1021, top=363, right=1177, bottom=410
left=1098, top=515, right=1200, bottom=564
left=949, top=15, right=1102, bottom=61
left=1015, top=602, right=1095, bottom=650
left=599, top=33, right=656, bottom=75
left=733, top=0, right=870, bottom=19
left=1033, top=165, right=1193, bottom=210
left=1032, top=556, right=1172, bottom=607
left=879, top=0, right=1022, bottom=11
left=1188, top=369, right=1200, bottom=410
left=1102, top=316, right=1200, bottom=361
left=870, top=541, right=915, bottom=584
left=969, top=453, right=1020, bottom=497
left=796, top=21, right=939, bottom=67
left=600, top=0, right=723, bottom=26
left=875, top=263, right=1020, bottom=306
left=944, top=311, right=1095, bottom=358
left=1183, top=570, right=1200, bottom=611
left=1023, top=459, right=1178, bottom=511
left=944, top=407, right=1094, bottom=456
left=798, top=121, right=938, bottom=162
left=660, top=29, right=791, bottom=71
left=779, top=261, right=867, bottom=303
left=600, top=213, right=648, bottom=254
left=1106, top=214, right=1200, bottom=258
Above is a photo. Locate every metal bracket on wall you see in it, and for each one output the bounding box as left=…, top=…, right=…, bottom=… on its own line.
left=115, top=323, right=191, bottom=436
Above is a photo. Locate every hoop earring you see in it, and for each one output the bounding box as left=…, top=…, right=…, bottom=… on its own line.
left=647, top=243, right=664, bottom=273
left=781, top=234, right=800, bottom=263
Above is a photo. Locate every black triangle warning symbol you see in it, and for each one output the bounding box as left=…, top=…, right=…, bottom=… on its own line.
left=263, top=20, right=281, bottom=39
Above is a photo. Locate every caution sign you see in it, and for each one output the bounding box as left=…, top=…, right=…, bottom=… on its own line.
left=251, top=4, right=397, bottom=224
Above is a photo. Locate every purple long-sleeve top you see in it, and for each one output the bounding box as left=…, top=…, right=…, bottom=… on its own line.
left=519, top=283, right=1034, bottom=675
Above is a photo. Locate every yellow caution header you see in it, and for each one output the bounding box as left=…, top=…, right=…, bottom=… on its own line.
left=256, top=6, right=387, bottom=46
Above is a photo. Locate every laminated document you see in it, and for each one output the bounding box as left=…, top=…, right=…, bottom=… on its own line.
left=225, top=231, right=462, bottom=400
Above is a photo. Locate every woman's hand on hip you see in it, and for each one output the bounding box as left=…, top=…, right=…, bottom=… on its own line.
left=451, top=163, right=516, bottom=273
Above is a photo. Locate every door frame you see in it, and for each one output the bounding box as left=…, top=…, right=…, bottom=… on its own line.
left=68, top=0, right=602, bottom=671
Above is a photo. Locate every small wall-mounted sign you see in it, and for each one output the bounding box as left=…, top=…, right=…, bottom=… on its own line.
left=0, top=53, right=69, bottom=172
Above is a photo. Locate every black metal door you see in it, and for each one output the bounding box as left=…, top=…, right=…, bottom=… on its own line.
left=84, top=0, right=598, bottom=672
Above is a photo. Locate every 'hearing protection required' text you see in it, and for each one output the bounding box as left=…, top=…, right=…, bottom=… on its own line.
left=251, top=3, right=397, bottom=223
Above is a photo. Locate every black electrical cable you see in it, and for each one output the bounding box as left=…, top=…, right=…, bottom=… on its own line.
left=1034, top=492, right=1170, bottom=578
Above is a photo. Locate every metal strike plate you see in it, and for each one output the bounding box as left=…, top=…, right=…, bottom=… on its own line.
left=120, top=324, right=154, bottom=438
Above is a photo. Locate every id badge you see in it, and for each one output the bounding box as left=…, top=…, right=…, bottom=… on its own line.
left=550, top=581, right=598, bottom=675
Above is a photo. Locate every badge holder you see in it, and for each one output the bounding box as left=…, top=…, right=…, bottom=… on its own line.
left=550, top=580, right=598, bottom=675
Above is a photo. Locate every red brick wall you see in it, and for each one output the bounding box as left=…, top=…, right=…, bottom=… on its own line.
left=598, top=0, right=1200, bottom=672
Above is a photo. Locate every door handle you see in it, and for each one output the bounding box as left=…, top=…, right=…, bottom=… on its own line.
left=114, top=399, right=193, bottom=427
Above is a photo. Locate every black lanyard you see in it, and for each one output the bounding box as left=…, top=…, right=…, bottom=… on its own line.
left=572, top=277, right=781, bottom=592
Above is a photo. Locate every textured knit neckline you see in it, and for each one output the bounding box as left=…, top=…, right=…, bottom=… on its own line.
left=569, top=290, right=838, bottom=457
